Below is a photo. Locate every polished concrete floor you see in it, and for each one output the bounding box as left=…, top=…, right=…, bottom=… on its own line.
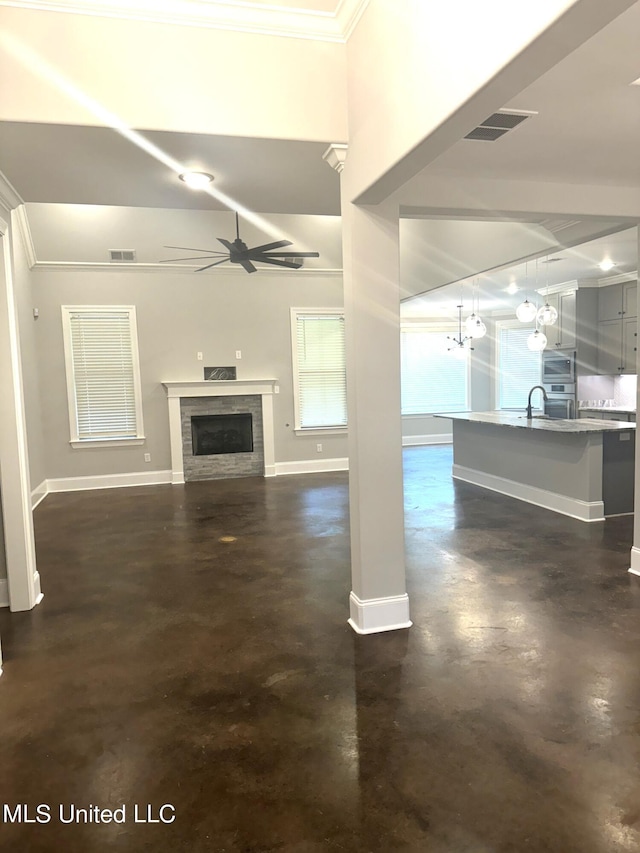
left=1, top=446, right=640, bottom=852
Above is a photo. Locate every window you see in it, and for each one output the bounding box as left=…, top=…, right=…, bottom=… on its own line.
left=401, top=325, right=469, bottom=414
left=291, top=309, right=347, bottom=431
left=62, top=306, right=144, bottom=446
left=496, top=321, right=542, bottom=409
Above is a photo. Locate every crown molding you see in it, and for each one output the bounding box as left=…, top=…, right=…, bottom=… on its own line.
left=0, top=0, right=370, bottom=42
left=597, top=270, right=637, bottom=286
left=535, top=280, right=578, bottom=296
left=14, top=205, right=38, bottom=268
left=322, top=143, right=348, bottom=173
left=0, top=168, right=24, bottom=213
left=31, top=260, right=343, bottom=275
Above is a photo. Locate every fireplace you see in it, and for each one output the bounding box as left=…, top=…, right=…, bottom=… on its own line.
left=163, top=379, right=278, bottom=483
left=191, top=413, right=253, bottom=456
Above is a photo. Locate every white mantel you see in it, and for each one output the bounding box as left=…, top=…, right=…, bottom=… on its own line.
left=163, top=379, right=279, bottom=483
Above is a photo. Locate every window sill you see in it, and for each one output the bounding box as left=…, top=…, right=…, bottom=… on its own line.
left=294, top=427, right=348, bottom=437
left=70, top=437, right=146, bottom=449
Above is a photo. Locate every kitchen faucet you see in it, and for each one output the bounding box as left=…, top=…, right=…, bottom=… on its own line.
left=526, top=385, right=548, bottom=420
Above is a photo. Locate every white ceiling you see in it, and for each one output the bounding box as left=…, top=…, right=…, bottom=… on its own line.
left=401, top=227, right=638, bottom=319
left=1, top=1, right=638, bottom=294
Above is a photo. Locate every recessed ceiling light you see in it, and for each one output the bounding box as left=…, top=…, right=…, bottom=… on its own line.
left=598, top=259, right=616, bottom=272
left=179, top=171, right=214, bottom=190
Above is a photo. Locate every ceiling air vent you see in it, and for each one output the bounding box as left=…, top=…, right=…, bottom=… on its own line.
left=109, top=249, right=136, bottom=262
left=465, top=110, right=533, bottom=141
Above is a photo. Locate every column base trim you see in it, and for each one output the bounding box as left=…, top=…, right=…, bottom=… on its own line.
left=628, top=546, right=640, bottom=576
left=0, top=579, right=8, bottom=608
left=348, top=591, right=412, bottom=635
left=402, top=433, right=452, bottom=447
left=452, top=464, right=605, bottom=522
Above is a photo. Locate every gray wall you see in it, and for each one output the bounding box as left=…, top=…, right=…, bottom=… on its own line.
left=33, top=267, right=347, bottom=480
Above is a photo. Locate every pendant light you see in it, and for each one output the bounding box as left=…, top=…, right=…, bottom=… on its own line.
left=516, top=261, right=537, bottom=323
left=527, top=323, right=548, bottom=352
left=447, top=304, right=473, bottom=355
left=465, top=280, right=487, bottom=339
left=536, top=256, right=558, bottom=326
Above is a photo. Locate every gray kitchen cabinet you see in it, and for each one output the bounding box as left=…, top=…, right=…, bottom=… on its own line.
left=598, top=281, right=637, bottom=322
left=622, top=317, right=637, bottom=373
left=540, top=290, right=577, bottom=349
left=596, top=282, right=638, bottom=375
left=623, top=281, right=637, bottom=319
left=598, top=284, right=624, bottom=321
left=598, top=316, right=637, bottom=374
left=597, top=319, right=622, bottom=374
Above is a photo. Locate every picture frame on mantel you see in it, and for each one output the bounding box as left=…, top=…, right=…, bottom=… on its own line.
left=204, top=366, right=237, bottom=381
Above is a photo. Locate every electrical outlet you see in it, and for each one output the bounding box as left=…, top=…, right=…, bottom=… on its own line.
left=144, top=453, right=151, bottom=462
left=316, top=443, right=322, bottom=453
left=197, top=352, right=203, bottom=361
left=236, top=350, right=242, bottom=359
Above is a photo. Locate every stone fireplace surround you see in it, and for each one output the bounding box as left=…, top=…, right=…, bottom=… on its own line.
left=163, top=380, right=278, bottom=484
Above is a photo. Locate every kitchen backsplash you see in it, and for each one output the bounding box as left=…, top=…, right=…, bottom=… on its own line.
left=577, top=374, right=637, bottom=409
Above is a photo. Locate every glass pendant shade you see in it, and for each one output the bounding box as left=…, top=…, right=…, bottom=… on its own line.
left=537, top=302, right=558, bottom=326
left=527, top=329, right=548, bottom=352
left=516, top=299, right=537, bottom=323
left=468, top=317, right=487, bottom=339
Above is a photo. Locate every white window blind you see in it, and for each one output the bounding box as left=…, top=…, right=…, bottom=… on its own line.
left=401, top=327, right=468, bottom=414
left=293, top=312, right=347, bottom=429
left=498, top=324, right=542, bottom=409
left=63, top=307, right=144, bottom=442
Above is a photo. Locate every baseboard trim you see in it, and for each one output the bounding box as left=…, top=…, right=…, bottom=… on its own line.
left=402, top=433, right=452, bottom=447
left=0, top=579, right=8, bottom=608
left=275, top=457, right=349, bottom=476
left=47, top=470, right=173, bottom=493
left=452, top=464, right=605, bottom=522
left=348, top=591, right=412, bottom=634
left=628, top=546, right=640, bottom=576
left=31, top=480, right=48, bottom=509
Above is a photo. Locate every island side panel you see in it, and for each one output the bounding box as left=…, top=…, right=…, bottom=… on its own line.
left=602, top=431, right=635, bottom=515
left=451, top=421, right=603, bottom=503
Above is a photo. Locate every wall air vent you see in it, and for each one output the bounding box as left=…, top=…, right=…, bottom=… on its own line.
left=109, top=250, right=136, bottom=262
left=538, top=219, right=581, bottom=234
left=465, top=110, right=534, bottom=141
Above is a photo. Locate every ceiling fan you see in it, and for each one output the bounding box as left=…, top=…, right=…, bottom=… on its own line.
left=161, top=212, right=320, bottom=273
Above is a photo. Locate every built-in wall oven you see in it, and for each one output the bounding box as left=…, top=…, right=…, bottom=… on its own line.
left=542, top=351, right=576, bottom=384
left=543, top=383, right=576, bottom=419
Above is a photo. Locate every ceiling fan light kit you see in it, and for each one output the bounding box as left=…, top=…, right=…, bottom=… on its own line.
left=161, top=212, right=320, bottom=273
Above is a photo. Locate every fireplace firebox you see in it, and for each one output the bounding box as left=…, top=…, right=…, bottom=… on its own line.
left=191, top=413, right=253, bottom=456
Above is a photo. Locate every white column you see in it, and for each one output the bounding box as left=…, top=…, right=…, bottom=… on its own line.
left=629, top=228, right=640, bottom=576
left=0, top=219, right=41, bottom=611
left=341, top=198, right=411, bottom=634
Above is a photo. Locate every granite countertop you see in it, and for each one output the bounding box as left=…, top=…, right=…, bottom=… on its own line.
left=578, top=406, right=636, bottom=414
left=434, top=411, right=636, bottom=433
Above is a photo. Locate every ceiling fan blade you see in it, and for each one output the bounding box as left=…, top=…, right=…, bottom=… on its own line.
left=195, top=258, right=231, bottom=272
left=249, top=239, right=292, bottom=253
left=252, top=256, right=302, bottom=269
left=160, top=254, right=227, bottom=263
left=217, top=238, right=235, bottom=251
left=239, top=259, right=258, bottom=273
left=165, top=245, right=225, bottom=254
left=261, top=251, right=320, bottom=258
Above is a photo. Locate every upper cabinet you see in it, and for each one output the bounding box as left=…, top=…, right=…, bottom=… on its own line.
left=597, top=281, right=637, bottom=322
left=540, top=291, right=577, bottom=349
left=596, top=281, right=638, bottom=375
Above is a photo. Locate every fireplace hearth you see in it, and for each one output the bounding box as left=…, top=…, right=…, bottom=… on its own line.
left=191, top=413, right=253, bottom=456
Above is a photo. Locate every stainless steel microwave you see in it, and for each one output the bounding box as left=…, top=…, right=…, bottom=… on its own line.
left=541, top=351, right=575, bottom=384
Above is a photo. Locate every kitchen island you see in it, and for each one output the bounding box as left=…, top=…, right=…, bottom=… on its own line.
left=435, top=412, right=636, bottom=521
